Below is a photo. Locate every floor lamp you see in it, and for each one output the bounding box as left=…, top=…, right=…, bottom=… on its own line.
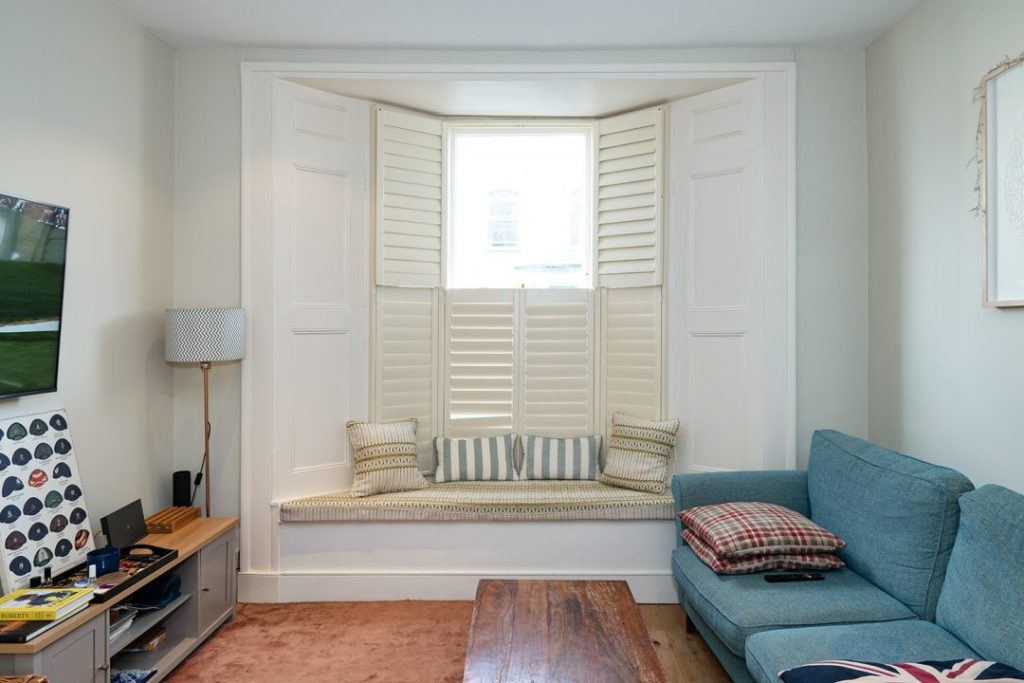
left=165, top=307, right=246, bottom=517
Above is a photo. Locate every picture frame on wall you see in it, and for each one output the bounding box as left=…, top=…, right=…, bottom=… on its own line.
left=981, top=56, right=1024, bottom=307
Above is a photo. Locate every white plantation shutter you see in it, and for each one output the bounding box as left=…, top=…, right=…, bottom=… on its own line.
left=374, top=286, right=439, bottom=471
left=444, top=289, right=515, bottom=437
left=595, top=107, right=664, bottom=288
left=521, top=289, right=594, bottom=435
left=600, top=286, right=663, bottom=436
left=375, top=107, right=444, bottom=288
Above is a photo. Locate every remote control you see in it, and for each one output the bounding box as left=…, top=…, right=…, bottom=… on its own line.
left=764, top=572, right=824, bottom=582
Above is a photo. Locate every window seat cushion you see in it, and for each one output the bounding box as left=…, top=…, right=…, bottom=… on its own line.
left=280, top=480, right=675, bottom=522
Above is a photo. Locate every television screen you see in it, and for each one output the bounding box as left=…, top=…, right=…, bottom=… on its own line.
left=0, top=193, right=69, bottom=399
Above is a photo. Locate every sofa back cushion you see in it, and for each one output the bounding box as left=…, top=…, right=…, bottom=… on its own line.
left=936, top=485, right=1024, bottom=672
left=807, top=430, right=974, bottom=619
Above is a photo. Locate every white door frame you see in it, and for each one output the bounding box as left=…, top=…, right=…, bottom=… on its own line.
left=239, top=60, right=796, bottom=602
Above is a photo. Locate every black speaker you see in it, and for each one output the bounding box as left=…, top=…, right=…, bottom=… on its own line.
left=172, top=470, right=191, bottom=507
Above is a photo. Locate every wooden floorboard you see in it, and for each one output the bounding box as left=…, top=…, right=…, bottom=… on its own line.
left=639, top=604, right=731, bottom=683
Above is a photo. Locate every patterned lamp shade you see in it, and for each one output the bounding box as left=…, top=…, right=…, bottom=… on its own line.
left=165, top=308, right=246, bottom=363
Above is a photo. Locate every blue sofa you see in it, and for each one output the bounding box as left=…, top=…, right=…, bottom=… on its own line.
left=670, top=429, right=1016, bottom=683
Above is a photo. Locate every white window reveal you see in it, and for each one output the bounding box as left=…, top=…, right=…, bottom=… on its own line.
left=447, top=128, right=592, bottom=289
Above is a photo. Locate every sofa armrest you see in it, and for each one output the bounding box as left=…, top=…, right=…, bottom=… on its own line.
left=671, top=471, right=810, bottom=544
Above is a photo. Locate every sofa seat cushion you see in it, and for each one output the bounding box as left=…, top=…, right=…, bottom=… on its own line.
left=672, top=545, right=916, bottom=657
left=280, top=479, right=675, bottom=521
left=745, top=621, right=978, bottom=683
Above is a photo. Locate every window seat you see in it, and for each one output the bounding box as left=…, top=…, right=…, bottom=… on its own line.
left=279, top=479, right=674, bottom=522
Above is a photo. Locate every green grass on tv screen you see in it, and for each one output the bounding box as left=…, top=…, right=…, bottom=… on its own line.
left=0, top=332, right=59, bottom=394
left=0, top=261, right=64, bottom=325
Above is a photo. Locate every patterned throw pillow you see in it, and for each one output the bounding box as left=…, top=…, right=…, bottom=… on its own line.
left=680, top=502, right=845, bottom=559
left=598, top=413, right=679, bottom=493
left=346, top=419, right=428, bottom=498
left=434, top=434, right=518, bottom=483
left=779, top=659, right=1024, bottom=683
left=683, top=529, right=844, bottom=575
left=520, top=435, right=601, bottom=480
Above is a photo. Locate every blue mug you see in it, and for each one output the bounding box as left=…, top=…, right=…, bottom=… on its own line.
left=86, top=547, right=120, bottom=576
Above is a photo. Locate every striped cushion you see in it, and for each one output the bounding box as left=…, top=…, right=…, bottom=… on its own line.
left=521, top=435, right=601, bottom=480
left=346, top=419, right=428, bottom=498
left=434, top=434, right=518, bottom=483
left=599, top=413, right=679, bottom=493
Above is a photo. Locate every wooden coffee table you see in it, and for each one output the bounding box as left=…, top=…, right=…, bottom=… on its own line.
left=463, top=579, right=667, bottom=683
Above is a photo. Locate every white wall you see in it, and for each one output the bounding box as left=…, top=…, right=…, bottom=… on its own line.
left=0, top=2, right=176, bottom=525
left=174, top=46, right=871, bottom=514
left=867, top=0, right=1024, bottom=493
left=795, top=49, right=869, bottom=466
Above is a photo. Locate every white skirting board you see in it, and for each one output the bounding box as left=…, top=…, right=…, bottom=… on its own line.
left=245, top=519, right=680, bottom=603
left=240, top=570, right=677, bottom=604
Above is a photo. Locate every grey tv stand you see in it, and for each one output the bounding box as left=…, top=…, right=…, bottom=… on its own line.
left=0, top=518, right=238, bottom=683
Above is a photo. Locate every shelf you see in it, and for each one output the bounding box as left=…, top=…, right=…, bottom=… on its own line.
left=109, top=593, right=192, bottom=657
left=113, top=635, right=199, bottom=682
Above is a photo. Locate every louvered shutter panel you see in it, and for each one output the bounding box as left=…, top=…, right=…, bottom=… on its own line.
left=444, top=289, right=515, bottom=437
left=595, top=107, right=664, bottom=288
left=375, top=107, right=444, bottom=288
left=601, top=286, right=663, bottom=435
left=374, top=286, right=439, bottom=471
left=521, top=289, right=594, bottom=435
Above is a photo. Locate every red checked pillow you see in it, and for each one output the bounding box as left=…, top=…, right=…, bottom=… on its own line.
left=680, top=502, right=845, bottom=559
left=683, top=529, right=844, bottom=575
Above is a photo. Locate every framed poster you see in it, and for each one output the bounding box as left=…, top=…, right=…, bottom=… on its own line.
left=0, top=410, right=95, bottom=594
left=981, top=57, right=1024, bottom=306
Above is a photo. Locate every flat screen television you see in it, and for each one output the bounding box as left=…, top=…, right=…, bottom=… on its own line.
left=0, top=192, right=69, bottom=399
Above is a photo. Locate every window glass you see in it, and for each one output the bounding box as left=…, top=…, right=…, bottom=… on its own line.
left=449, top=129, right=590, bottom=288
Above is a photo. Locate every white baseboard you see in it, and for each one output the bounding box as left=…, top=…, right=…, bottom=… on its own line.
left=239, top=571, right=281, bottom=602
left=240, top=570, right=678, bottom=603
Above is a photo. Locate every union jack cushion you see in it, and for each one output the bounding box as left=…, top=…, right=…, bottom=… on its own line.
left=779, top=659, right=1024, bottom=682
left=680, top=501, right=845, bottom=559
left=683, top=529, right=844, bottom=574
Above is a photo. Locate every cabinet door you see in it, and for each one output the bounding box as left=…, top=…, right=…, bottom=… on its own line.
left=199, top=530, right=237, bottom=638
left=36, top=614, right=107, bottom=683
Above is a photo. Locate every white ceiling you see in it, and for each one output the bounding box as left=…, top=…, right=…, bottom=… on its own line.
left=112, top=0, right=917, bottom=50
left=293, top=77, right=745, bottom=118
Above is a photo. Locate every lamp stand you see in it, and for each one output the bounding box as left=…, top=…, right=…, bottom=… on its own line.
left=201, top=361, right=212, bottom=517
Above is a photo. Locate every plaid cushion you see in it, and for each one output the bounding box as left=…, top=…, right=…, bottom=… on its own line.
left=680, top=501, right=845, bottom=559
left=779, top=659, right=1024, bottom=682
left=684, top=529, right=844, bottom=575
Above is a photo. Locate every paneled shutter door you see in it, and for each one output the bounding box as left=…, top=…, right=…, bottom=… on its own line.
left=375, top=286, right=438, bottom=471
left=444, top=289, right=515, bottom=437
left=600, top=286, right=663, bottom=432
left=595, top=106, right=664, bottom=288
left=521, top=289, right=594, bottom=435
left=671, top=79, right=769, bottom=472
left=269, top=81, right=370, bottom=499
left=375, top=107, right=444, bottom=288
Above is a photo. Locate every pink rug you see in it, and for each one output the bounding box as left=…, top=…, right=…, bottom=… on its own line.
left=165, top=601, right=474, bottom=683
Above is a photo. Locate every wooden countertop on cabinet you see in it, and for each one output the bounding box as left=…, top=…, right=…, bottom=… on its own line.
left=0, top=517, right=239, bottom=655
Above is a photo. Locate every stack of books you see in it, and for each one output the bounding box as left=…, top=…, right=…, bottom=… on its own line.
left=0, top=587, right=95, bottom=643
left=109, top=606, right=138, bottom=642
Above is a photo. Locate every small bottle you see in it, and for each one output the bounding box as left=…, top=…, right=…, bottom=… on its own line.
left=87, top=564, right=98, bottom=588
